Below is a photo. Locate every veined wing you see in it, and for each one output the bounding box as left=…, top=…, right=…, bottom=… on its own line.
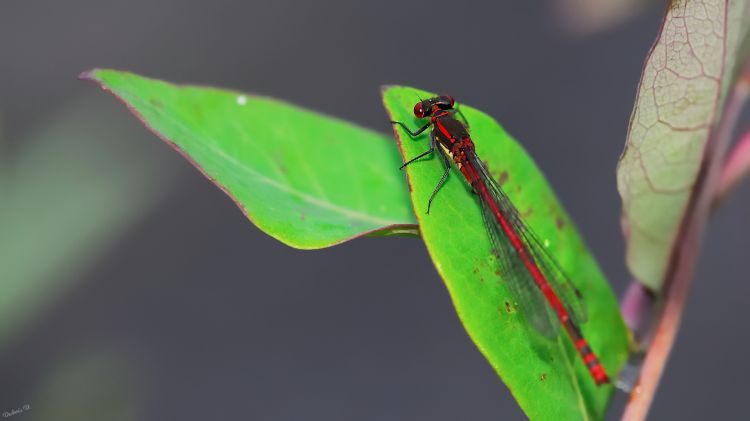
left=469, top=154, right=587, bottom=330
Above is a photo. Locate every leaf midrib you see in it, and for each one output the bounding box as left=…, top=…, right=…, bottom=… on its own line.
left=128, top=93, right=408, bottom=227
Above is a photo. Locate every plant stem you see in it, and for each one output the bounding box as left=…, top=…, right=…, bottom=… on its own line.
left=621, top=74, right=749, bottom=421
left=715, top=81, right=750, bottom=205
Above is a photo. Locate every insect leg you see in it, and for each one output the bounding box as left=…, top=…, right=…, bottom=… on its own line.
left=391, top=120, right=432, bottom=137
left=452, top=107, right=470, bottom=129
left=400, top=133, right=436, bottom=169
left=426, top=134, right=452, bottom=214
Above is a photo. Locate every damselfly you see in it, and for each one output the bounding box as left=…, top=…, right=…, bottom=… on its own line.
left=391, top=96, right=609, bottom=385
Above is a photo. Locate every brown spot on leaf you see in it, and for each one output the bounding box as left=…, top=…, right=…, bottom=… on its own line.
left=540, top=373, right=548, bottom=382
left=555, top=217, right=565, bottom=230
left=522, top=208, right=533, bottom=218
left=498, top=170, right=509, bottom=185
left=505, top=301, right=513, bottom=313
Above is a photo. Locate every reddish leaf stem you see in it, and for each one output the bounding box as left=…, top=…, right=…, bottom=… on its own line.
left=715, top=80, right=750, bottom=203
left=621, top=69, right=749, bottom=421
left=717, top=128, right=750, bottom=201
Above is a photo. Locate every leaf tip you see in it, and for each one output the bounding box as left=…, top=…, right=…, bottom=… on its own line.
left=380, top=84, right=403, bottom=96
left=78, top=68, right=102, bottom=82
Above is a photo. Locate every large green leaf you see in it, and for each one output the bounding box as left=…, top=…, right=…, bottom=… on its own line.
left=383, top=86, right=629, bottom=420
left=83, top=69, right=417, bottom=250
left=617, top=0, right=750, bottom=290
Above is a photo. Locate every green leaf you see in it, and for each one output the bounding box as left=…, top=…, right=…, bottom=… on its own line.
left=383, top=86, right=629, bottom=420
left=0, top=96, right=173, bottom=348
left=83, top=69, right=418, bottom=250
left=617, top=0, right=750, bottom=290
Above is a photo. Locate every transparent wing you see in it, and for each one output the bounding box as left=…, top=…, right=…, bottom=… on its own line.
left=479, top=195, right=559, bottom=339
left=470, top=155, right=588, bottom=328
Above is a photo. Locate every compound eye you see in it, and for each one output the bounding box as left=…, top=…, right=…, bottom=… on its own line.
left=447, top=96, right=455, bottom=107
left=413, top=102, right=426, bottom=118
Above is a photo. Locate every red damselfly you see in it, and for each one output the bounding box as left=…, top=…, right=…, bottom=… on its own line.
left=391, top=96, right=609, bottom=386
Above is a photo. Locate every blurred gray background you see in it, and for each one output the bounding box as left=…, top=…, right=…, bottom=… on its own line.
left=2, top=1, right=749, bottom=420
